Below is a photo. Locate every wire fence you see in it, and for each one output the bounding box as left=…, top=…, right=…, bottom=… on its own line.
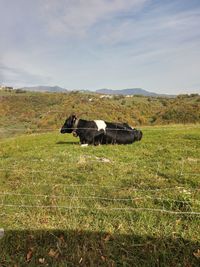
left=1, top=191, right=199, bottom=203
left=1, top=203, right=200, bottom=215
left=1, top=124, right=200, bottom=132
left=0, top=168, right=199, bottom=190
left=1, top=162, right=199, bottom=216
left=0, top=127, right=140, bottom=134
left=1, top=125, right=200, bottom=133
left=0, top=124, right=200, bottom=217
left=0, top=185, right=200, bottom=216
left=0, top=167, right=199, bottom=176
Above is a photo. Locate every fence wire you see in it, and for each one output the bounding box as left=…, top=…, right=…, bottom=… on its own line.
left=0, top=124, right=199, bottom=217
left=0, top=203, right=200, bottom=215
left=0, top=168, right=199, bottom=177
left=1, top=127, right=139, bottom=132
left=1, top=191, right=199, bottom=204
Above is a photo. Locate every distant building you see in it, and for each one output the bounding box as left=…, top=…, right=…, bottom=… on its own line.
left=100, top=95, right=113, bottom=99
left=125, top=95, right=132, bottom=98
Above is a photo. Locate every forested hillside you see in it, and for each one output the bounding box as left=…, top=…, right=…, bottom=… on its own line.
left=0, top=90, right=199, bottom=137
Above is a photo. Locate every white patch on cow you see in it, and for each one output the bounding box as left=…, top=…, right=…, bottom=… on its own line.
left=94, top=120, right=106, bottom=132
left=81, top=144, right=88, bottom=147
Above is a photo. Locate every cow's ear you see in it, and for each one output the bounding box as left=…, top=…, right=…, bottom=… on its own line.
left=71, top=114, right=76, bottom=124
left=71, top=113, right=76, bottom=118
left=72, top=114, right=77, bottom=122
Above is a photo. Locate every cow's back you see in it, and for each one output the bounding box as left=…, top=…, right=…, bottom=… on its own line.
left=103, top=122, right=135, bottom=144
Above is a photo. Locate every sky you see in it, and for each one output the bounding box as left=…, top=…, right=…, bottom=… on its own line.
left=0, top=0, right=200, bottom=94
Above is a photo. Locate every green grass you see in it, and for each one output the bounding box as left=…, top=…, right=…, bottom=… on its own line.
left=0, top=124, right=200, bottom=266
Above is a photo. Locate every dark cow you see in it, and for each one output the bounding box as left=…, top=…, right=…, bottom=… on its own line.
left=60, top=114, right=142, bottom=145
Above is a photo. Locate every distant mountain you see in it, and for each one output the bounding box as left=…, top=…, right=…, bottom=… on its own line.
left=96, top=88, right=175, bottom=97
left=18, top=86, right=68, bottom=92
left=17, top=85, right=175, bottom=97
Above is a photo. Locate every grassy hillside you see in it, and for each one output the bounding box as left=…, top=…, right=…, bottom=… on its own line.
left=0, top=90, right=199, bottom=138
left=0, top=124, right=200, bottom=266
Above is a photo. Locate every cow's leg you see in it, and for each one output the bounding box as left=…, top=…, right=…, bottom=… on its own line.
left=83, top=133, right=97, bottom=145
left=79, top=135, right=91, bottom=146
left=93, top=131, right=105, bottom=145
left=79, top=136, right=87, bottom=145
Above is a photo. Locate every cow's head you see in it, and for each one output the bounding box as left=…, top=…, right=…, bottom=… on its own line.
left=60, top=114, right=77, bottom=134
left=133, top=129, right=143, bottom=141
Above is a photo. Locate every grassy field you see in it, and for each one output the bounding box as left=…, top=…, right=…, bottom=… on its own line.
left=0, top=124, right=200, bottom=266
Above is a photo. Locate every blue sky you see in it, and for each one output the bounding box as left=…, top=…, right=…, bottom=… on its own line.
left=0, top=0, right=200, bottom=94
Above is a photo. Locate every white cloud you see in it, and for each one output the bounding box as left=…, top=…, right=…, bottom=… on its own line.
left=41, top=0, right=148, bottom=38
left=0, top=64, right=51, bottom=87
left=98, top=8, right=200, bottom=47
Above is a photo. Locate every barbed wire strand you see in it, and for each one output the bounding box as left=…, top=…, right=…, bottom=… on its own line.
left=0, top=180, right=199, bottom=192
left=1, top=191, right=199, bottom=204
left=0, top=203, right=200, bottom=215
left=0, top=168, right=199, bottom=177
left=1, top=127, right=139, bottom=132
left=1, top=125, right=199, bottom=132
left=2, top=125, right=200, bottom=132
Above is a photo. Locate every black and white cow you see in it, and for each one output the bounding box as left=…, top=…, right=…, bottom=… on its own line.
left=60, top=114, right=143, bottom=145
